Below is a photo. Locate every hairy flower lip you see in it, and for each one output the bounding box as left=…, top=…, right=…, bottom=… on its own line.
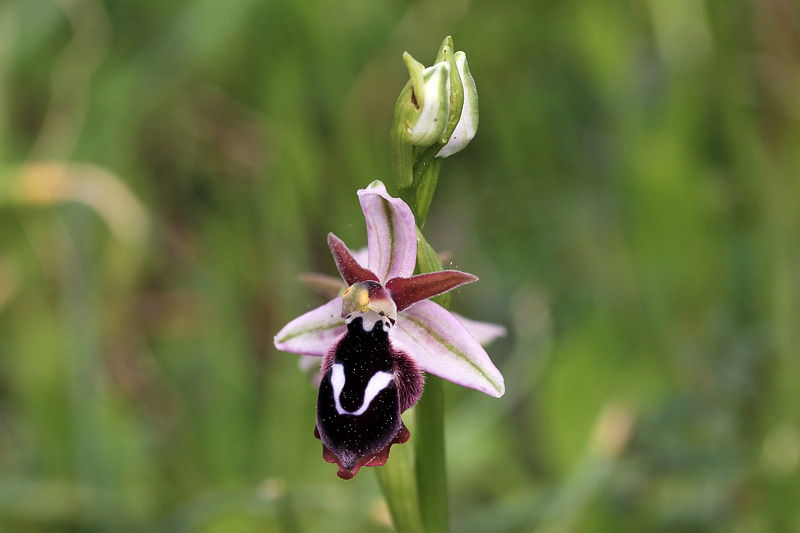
left=315, top=423, right=411, bottom=480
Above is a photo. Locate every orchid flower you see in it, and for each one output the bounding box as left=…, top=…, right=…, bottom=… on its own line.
left=274, top=181, right=505, bottom=479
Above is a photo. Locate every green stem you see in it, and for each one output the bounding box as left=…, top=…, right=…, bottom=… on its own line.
left=415, top=157, right=441, bottom=226
left=376, top=440, right=426, bottom=533
left=411, top=161, right=449, bottom=533
left=412, top=145, right=442, bottom=191
left=414, top=377, right=449, bottom=533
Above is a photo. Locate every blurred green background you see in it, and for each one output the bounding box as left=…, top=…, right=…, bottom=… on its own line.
left=2, top=0, right=800, bottom=531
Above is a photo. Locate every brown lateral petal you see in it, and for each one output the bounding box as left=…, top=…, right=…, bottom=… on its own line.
left=327, top=233, right=379, bottom=286
left=386, top=270, right=478, bottom=312
left=315, top=423, right=411, bottom=479
left=297, top=273, right=346, bottom=299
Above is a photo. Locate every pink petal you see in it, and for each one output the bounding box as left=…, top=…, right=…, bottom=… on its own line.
left=328, top=233, right=379, bottom=285
left=450, top=312, right=507, bottom=346
left=393, top=300, right=505, bottom=397
left=273, top=298, right=346, bottom=356
left=357, top=181, right=418, bottom=282
left=386, top=270, right=478, bottom=312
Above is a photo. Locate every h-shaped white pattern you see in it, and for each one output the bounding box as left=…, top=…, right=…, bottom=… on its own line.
left=330, top=363, right=394, bottom=416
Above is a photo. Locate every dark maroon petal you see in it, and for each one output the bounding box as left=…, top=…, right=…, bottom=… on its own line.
left=386, top=270, right=478, bottom=312
left=328, top=233, right=379, bottom=285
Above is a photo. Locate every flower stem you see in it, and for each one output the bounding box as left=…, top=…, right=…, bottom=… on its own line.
left=376, top=443, right=426, bottom=533
left=414, top=376, right=449, bottom=533
left=414, top=152, right=441, bottom=226
left=411, top=162, right=450, bottom=533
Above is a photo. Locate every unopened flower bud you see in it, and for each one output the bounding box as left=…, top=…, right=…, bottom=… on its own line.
left=437, top=51, right=479, bottom=158
left=390, top=37, right=479, bottom=191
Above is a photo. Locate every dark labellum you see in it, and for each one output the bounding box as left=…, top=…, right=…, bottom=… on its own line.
left=315, top=312, right=422, bottom=479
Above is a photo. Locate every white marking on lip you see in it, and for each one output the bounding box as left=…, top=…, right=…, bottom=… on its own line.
left=330, top=363, right=394, bottom=416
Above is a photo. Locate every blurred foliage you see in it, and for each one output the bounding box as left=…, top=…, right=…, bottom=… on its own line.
left=1, top=0, right=800, bottom=531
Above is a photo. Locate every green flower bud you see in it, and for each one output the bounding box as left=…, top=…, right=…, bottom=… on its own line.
left=390, top=37, right=479, bottom=192
left=436, top=51, right=478, bottom=158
